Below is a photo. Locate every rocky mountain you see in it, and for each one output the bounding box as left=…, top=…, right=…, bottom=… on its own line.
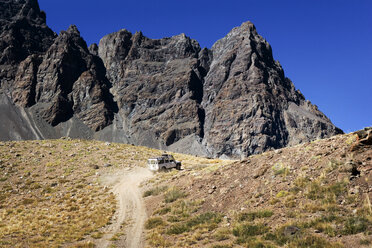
left=0, top=0, right=342, bottom=158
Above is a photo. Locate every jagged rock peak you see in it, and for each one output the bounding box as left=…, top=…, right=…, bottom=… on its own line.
left=0, top=0, right=47, bottom=25
left=200, top=21, right=342, bottom=158
left=66, top=24, right=80, bottom=35
left=0, top=0, right=55, bottom=90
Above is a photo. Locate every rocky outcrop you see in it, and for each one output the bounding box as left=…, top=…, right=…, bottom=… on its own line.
left=0, top=0, right=342, bottom=157
left=98, top=30, right=206, bottom=147
left=96, top=22, right=341, bottom=157
left=0, top=0, right=55, bottom=91
left=34, top=25, right=117, bottom=130
left=1, top=0, right=117, bottom=131
left=200, top=22, right=342, bottom=157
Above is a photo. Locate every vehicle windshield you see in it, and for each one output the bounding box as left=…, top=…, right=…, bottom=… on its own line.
left=148, top=160, right=157, bottom=165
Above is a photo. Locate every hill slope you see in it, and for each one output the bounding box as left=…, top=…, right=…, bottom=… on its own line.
left=0, top=129, right=370, bottom=247
left=143, top=129, right=372, bottom=247
left=0, top=138, right=230, bottom=247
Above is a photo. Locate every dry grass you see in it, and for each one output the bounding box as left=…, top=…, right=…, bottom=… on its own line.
left=144, top=132, right=372, bottom=247
left=0, top=138, right=234, bottom=247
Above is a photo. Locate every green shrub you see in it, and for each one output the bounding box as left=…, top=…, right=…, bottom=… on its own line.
left=276, top=191, right=289, bottom=198
left=164, top=188, right=186, bottom=203
left=288, top=235, right=343, bottom=248
left=213, top=228, right=231, bottom=241
left=238, top=210, right=273, bottom=222
left=342, top=216, right=370, bottom=235
left=306, top=181, right=347, bottom=201
left=166, top=212, right=221, bottom=235
left=210, top=244, right=232, bottom=248
left=166, top=223, right=189, bottom=234
left=143, top=186, right=168, bottom=197
left=153, top=207, right=171, bottom=215
left=272, top=163, right=290, bottom=176
left=22, top=198, right=35, bottom=205
left=233, top=223, right=269, bottom=239
left=186, top=212, right=221, bottom=228
left=145, top=217, right=165, bottom=229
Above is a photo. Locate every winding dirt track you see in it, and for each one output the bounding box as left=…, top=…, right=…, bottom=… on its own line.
left=96, top=167, right=153, bottom=248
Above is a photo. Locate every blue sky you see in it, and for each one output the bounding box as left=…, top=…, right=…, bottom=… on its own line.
left=38, top=0, right=372, bottom=133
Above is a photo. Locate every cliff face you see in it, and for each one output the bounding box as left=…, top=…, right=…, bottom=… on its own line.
left=0, top=0, right=342, bottom=157
left=200, top=22, right=341, bottom=157
left=0, top=0, right=55, bottom=91
left=1, top=0, right=117, bottom=131
left=97, top=30, right=207, bottom=149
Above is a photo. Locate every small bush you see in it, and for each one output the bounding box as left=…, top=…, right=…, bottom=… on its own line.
left=147, top=231, right=171, bottom=247
left=22, top=198, right=35, bottom=205
left=211, top=244, right=233, bottom=248
left=306, top=181, right=347, bottom=201
left=187, top=212, right=222, bottom=228
left=145, top=217, right=165, bottom=229
left=153, top=207, right=171, bottom=215
left=167, top=215, right=182, bottom=222
left=148, top=231, right=171, bottom=247
left=272, top=162, right=290, bottom=176
left=143, top=186, right=168, bottom=197
left=213, top=228, right=231, bottom=241
left=288, top=235, right=343, bottom=248
left=166, top=212, right=221, bottom=235
left=164, top=188, right=186, bottom=203
left=233, top=223, right=269, bottom=238
left=238, top=209, right=273, bottom=222
left=276, top=191, right=289, bottom=198
left=167, top=223, right=189, bottom=234
left=342, top=216, right=370, bottom=235
left=360, top=238, right=371, bottom=245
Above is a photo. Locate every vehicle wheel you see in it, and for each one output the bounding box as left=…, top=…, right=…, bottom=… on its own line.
left=159, top=166, right=166, bottom=172
left=176, top=164, right=181, bottom=170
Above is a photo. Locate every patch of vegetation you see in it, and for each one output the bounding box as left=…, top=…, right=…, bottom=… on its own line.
left=164, top=187, right=186, bottom=203
left=233, top=223, right=269, bottom=244
left=306, top=181, right=347, bottom=203
left=166, top=223, right=189, bottom=235
left=145, top=217, right=165, bottom=229
left=143, top=185, right=168, bottom=197
left=153, top=206, right=171, bottom=215
left=147, top=231, right=171, bottom=247
left=210, top=244, right=233, bottom=248
left=110, top=232, right=124, bottom=241
left=272, top=162, right=290, bottom=177
left=359, top=238, right=371, bottom=246
left=238, top=209, right=273, bottom=222
left=287, top=235, right=343, bottom=248
left=342, top=216, right=371, bottom=235
left=276, top=190, right=289, bottom=198
left=213, top=227, right=231, bottom=241
left=167, top=212, right=222, bottom=235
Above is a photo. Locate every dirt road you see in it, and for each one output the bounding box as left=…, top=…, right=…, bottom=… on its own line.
left=96, top=166, right=153, bottom=248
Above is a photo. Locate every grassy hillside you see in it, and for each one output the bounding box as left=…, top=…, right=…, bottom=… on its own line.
left=0, top=138, right=231, bottom=247
left=143, top=131, right=372, bottom=247
left=1, top=130, right=371, bottom=248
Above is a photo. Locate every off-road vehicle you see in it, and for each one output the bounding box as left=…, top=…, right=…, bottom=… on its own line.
left=147, top=154, right=181, bottom=171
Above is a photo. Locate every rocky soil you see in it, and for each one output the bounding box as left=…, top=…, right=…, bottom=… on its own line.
left=143, top=129, right=372, bottom=247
